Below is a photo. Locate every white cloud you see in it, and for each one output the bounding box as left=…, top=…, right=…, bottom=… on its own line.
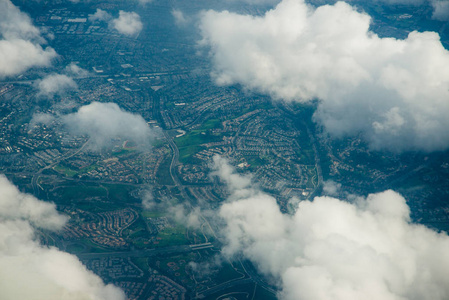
left=35, top=74, right=78, bottom=97
left=0, top=175, right=67, bottom=230
left=0, top=174, right=125, bottom=300
left=0, top=1, right=40, bottom=41
left=0, top=0, right=56, bottom=77
left=169, top=205, right=203, bottom=229
left=29, top=113, right=55, bottom=128
left=211, top=155, right=252, bottom=192
left=200, top=0, right=449, bottom=152
left=226, top=0, right=279, bottom=4
left=212, top=156, right=449, bottom=300
left=88, top=8, right=112, bottom=23
left=62, top=101, right=157, bottom=151
left=34, top=63, right=88, bottom=98
left=322, top=180, right=341, bottom=196
left=88, top=9, right=142, bottom=36
left=141, top=189, right=203, bottom=229
left=0, top=40, right=56, bottom=77
left=172, top=9, right=189, bottom=27
left=111, top=11, right=143, bottom=36
left=65, top=63, right=90, bottom=78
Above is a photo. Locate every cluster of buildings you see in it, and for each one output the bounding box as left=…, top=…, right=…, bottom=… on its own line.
left=62, top=208, right=138, bottom=249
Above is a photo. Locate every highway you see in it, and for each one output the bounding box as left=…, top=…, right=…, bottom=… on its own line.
left=31, top=139, right=91, bottom=196
left=163, top=130, right=218, bottom=240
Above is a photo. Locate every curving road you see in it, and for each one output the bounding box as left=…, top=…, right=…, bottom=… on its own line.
left=32, top=139, right=90, bottom=196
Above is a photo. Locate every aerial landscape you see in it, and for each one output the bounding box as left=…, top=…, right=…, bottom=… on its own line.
left=1, top=0, right=449, bottom=299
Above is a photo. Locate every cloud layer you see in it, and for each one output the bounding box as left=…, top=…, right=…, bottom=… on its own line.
left=213, top=156, right=449, bottom=300
left=62, top=101, right=157, bottom=150
left=0, top=175, right=125, bottom=300
left=200, top=0, right=449, bottom=152
left=0, top=0, right=56, bottom=77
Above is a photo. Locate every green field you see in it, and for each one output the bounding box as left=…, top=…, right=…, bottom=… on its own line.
left=51, top=182, right=137, bottom=209
left=156, top=156, right=175, bottom=185
left=175, top=131, right=222, bottom=148
left=112, top=148, right=136, bottom=157
left=53, top=165, right=78, bottom=177
left=156, top=225, right=187, bottom=247
left=57, top=185, right=107, bottom=201
left=141, top=210, right=167, bottom=218
left=53, top=163, right=101, bottom=178
left=175, top=119, right=224, bottom=163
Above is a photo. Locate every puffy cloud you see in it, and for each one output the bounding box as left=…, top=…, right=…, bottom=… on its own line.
left=0, top=1, right=40, bottom=41
left=0, top=0, right=56, bottom=77
left=111, top=11, right=143, bottom=36
left=213, top=156, right=449, bottom=300
left=35, top=74, right=78, bottom=97
left=89, top=9, right=143, bottom=36
left=88, top=9, right=112, bottom=23
left=0, top=175, right=67, bottom=230
left=62, top=101, right=157, bottom=151
left=0, top=174, right=125, bottom=300
left=35, top=63, right=89, bottom=97
left=200, top=0, right=449, bottom=152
